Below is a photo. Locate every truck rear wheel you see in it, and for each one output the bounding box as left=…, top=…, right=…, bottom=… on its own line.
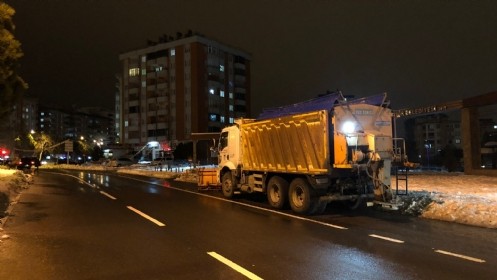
left=289, top=178, right=317, bottom=214
left=267, top=176, right=288, bottom=209
left=221, top=172, right=235, bottom=198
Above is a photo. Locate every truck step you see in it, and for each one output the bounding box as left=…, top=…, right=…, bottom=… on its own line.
left=372, top=200, right=401, bottom=210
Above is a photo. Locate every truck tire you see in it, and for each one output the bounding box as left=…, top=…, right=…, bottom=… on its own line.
left=288, top=178, right=317, bottom=214
left=266, top=176, right=288, bottom=209
left=221, top=172, right=235, bottom=198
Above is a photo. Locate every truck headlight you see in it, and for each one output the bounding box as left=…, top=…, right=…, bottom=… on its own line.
left=342, top=121, right=356, bottom=134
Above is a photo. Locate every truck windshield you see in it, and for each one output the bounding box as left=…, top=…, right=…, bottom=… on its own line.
left=219, top=131, right=228, bottom=151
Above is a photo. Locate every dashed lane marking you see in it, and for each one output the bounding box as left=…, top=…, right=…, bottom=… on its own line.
left=100, top=191, right=117, bottom=200
left=207, top=251, right=263, bottom=280
left=369, top=234, right=405, bottom=243
left=126, top=206, right=166, bottom=227
left=435, top=249, right=486, bottom=263
left=120, top=175, right=348, bottom=230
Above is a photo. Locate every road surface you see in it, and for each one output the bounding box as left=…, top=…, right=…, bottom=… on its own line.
left=1, top=170, right=496, bottom=279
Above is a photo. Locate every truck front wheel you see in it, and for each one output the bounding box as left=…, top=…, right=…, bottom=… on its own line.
left=289, top=178, right=316, bottom=214
left=221, top=172, right=236, bottom=198
left=267, top=176, right=288, bottom=209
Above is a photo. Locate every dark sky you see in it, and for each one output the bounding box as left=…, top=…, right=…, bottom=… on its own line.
left=7, top=0, right=497, bottom=116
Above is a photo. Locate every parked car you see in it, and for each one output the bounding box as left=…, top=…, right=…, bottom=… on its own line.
left=17, top=157, right=41, bottom=170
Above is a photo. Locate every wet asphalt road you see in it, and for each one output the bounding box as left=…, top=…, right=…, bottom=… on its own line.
left=1, top=170, right=496, bottom=279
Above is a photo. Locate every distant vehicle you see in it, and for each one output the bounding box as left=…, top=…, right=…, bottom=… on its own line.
left=2, top=159, right=15, bottom=169
left=151, top=157, right=165, bottom=166
left=138, top=159, right=151, bottom=165
left=152, top=155, right=174, bottom=165
left=116, top=157, right=134, bottom=167
left=17, top=157, right=41, bottom=170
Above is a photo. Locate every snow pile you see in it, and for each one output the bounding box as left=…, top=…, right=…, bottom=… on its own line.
left=0, top=169, right=32, bottom=223
left=394, top=173, right=497, bottom=229
left=396, top=191, right=436, bottom=216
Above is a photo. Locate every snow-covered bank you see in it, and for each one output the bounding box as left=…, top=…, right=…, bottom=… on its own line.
left=395, top=173, right=497, bottom=228
left=0, top=169, right=32, bottom=225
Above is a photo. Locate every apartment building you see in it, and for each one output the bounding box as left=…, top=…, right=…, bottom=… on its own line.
left=37, top=106, right=114, bottom=146
left=403, top=113, right=462, bottom=167
left=118, top=33, right=251, bottom=148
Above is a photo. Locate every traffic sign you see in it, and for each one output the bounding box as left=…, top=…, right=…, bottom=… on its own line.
left=65, top=140, right=73, bottom=152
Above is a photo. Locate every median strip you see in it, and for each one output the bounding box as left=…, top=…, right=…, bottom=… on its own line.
left=126, top=206, right=166, bottom=227
left=207, top=251, right=263, bottom=280
left=435, top=249, right=486, bottom=263
left=369, top=234, right=405, bottom=243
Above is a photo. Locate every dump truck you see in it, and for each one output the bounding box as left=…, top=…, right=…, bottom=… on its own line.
left=201, top=92, right=405, bottom=214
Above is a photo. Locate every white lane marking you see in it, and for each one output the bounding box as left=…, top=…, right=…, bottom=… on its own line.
left=369, top=234, right=405, bottom=243
left=121, top=175, right=348, bottom=230
left=126, top=206, right=166, bottom=227
left=435, top=249, right=486, bottom=263
left=207, top=251, right=263, bottom=280
left=100, top=191, right=117, bottom=200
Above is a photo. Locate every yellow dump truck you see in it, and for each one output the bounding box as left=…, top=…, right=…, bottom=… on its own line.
left=203, top=92, right=404, bottom=214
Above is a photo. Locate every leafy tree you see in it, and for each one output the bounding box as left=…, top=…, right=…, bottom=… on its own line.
left=13, top=131, right=54, bottom=160
left=0, top=2, right=28, bottom=121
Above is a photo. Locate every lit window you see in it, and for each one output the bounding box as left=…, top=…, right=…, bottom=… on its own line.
left=125, top=121, right=129, bottom=127
left=170, top=48, right=176, bottom=56
left=155, top=66, right=163, bottom=72
left=229, top=117, right=234, bottom=124
left=40, top=112, right=45, bottom=116
left=129, top=68, right=140, bottom=76
left=209, top=114, right=217, bottom=121
left=141, top=56, right=146, bottom=62
left=220, top=65, right=224, bottom=72
left=40, top=118, right=44, bottom=122
left=209, top=89, right=215, bottom=95
left=229, top=92, right=234, bottom=99
left=220, top=90, right=225, bottom=97
left=229, top=105, right=234, bottom=112
left=220, top=116, right=225, bottom=123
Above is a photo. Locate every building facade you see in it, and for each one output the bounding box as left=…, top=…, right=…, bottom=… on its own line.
left=403, top=113, right=463, bottom=167
left=118, top=34, right=251, bottom=148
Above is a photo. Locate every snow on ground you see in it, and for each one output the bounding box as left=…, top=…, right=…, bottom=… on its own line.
left=1, top=166, right=496, bottom=229
left=0, top=169, right=32, bottom=227
left=395, top=172, right=497, bottom=229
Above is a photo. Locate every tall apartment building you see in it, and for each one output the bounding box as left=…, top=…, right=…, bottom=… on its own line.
left=118, top=33, right=251, bottom=148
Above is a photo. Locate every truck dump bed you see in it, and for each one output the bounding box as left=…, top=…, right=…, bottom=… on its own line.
left=240, top=110, right=330, bottom=174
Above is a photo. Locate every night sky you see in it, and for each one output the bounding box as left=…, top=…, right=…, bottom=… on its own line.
left=7, top=0, right=497, bottom=117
